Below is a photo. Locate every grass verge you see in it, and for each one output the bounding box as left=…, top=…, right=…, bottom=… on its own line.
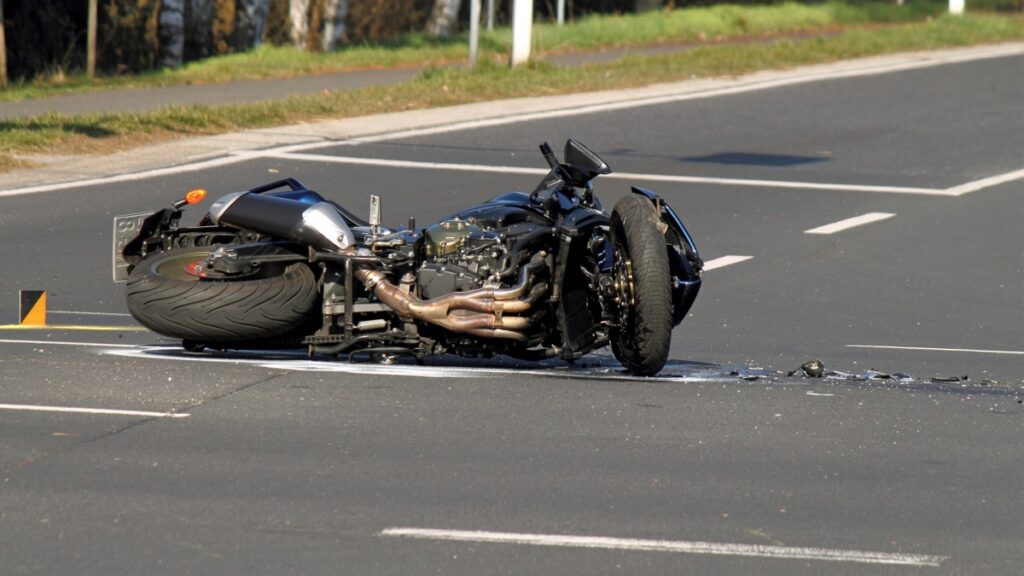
left=1, top=13, right=1022, bottom=172
left=0, top=1, right=951, bottom=102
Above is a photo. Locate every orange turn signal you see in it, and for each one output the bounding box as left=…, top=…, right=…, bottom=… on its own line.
left=185, top=188, right=207, bottom=205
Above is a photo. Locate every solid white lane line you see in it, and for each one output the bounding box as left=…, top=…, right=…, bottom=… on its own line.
left=380, top=528, right=947, bottom=567
left=702, top=255, right=754, bottom=271
left=944, top=167, right=1024, bottom=196
left=49, top=310, right=133, bottom=317
left=0, top=338, right=143, bottom=348
left=276, top=43, right=1024, bottom=157
left=608, top=174, right=940, bottom=195
left=847, top=344, right=1024, bottom=356
left=804, top=212, right=896, bottom=235
left=244, top=151, right=549, bottom=176
left=0, top=403, right=189, bottom=418
left=0, top=155, right=250, bottom=198
left=247, top=151, right=947, bottom=195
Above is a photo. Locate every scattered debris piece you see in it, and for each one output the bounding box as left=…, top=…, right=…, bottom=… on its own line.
left=806, top=391, right=834, bottom=397
left=931, top=375, right=969, bottom=383
left=788, top=360, right=825, bottom=378
left=823, top=369, right=912, bottom=382
left=728, top=367, right=775, bottom=381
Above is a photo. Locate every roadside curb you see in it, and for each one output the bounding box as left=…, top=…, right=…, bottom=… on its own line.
left=1, top=41, right=1022, bottom=197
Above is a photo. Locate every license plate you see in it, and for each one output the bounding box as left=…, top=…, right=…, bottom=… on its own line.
left=112, top=211, right=155, bottom=282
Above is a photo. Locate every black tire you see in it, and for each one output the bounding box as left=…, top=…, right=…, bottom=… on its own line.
left=609, top=194, right=673, bottom=375
left=126, top=246, right=318, bottom=342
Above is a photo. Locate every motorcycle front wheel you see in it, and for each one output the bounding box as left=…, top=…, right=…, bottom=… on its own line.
left=125, top=245, right=318, bottom=342
left=609, top=194, right=672, bottom=375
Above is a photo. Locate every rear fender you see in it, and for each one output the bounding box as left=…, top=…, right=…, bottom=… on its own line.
left=630, top=186, right=702, bottom=326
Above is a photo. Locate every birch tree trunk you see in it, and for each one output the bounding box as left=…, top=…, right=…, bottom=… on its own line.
left=426, top=0, right=463, bottom=37
left=159, top=0, right=187, bottom=67
left=236, top=0, right=270, bottom=49
left=289, top=0, right=310, bottom=47
left=320, top=0, right=347, bottom=51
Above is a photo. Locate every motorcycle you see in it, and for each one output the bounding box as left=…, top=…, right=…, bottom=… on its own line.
left=113, top=140, right=702, bottom=375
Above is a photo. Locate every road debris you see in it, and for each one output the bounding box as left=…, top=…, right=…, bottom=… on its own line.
left=930, top=375, right=969, bottom=383
left=788, top=359, right=825, bottom=378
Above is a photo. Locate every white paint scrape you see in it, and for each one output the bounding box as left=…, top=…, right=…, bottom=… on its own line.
left=0, top=403, right=189, bottom=418
left=380, top=527, right=947, bottom=567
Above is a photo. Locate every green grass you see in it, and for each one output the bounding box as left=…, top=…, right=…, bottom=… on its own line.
left=2, top=13, right=1022, bottom=171
left=0, top=1, right=955, bottom=102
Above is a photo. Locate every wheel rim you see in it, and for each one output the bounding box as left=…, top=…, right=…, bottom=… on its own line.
left=151, top=250, right=211, bottom=283
left=612, top=227, right=637, bottom=329
left=149, top=249, right=268, bottom=282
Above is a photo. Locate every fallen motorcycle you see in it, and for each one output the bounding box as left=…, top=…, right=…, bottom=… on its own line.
left=113, top=140, right=702, bottom=374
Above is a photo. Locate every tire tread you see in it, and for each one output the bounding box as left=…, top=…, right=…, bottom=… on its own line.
left=126, top=247, right=318, bottom=342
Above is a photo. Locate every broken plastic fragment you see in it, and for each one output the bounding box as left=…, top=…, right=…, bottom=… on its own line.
left=931, top=375, right=969, bottom=383
left=788, top=359, right=825, bottom=378
left=728, top=368, right=773, bottom=381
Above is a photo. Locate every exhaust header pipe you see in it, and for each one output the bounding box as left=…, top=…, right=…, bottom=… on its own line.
left=209, top=192, right=356, bottom=252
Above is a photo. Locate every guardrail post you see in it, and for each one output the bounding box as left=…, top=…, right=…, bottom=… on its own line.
left=511, top=0, right=533, bottom=66
left=470, top=0, right=481, bottom=65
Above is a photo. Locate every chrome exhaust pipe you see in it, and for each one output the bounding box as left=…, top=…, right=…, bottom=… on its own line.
left=493, top=254, right=547, bottom=300
left=209, top=192, right=356, bottom=252
left=355, top=268, right=546, bottom=340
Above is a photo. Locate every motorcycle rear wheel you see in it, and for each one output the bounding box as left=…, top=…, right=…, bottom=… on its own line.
left=610, top=194, right=672, bottom=375
left=126, top=245, right=318, bottom=342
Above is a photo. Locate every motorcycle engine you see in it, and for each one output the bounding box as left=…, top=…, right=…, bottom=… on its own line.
left=418, top=217, right=506, bottom=299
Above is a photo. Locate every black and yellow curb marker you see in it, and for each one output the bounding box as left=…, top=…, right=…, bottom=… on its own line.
left=0, top=290, right=148, bottom=332
left=20, top=290, right=46, bottom=326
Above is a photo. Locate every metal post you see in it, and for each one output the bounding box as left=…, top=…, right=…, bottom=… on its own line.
left=469, top=0, right=481, bottom=66
left=949, top=0, right=965, bottom=14
left=510, top=0, right=533, bottom=66
left=486, top=0, right=495, bottom=31
left=87, top=0, right=98, bottom=78
left=557, top=0, right=565, bottom=25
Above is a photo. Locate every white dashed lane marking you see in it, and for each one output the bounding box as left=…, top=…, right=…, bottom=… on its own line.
left=701, top=255, right=754, bottom=271
left=804, top=212, right=896, bottom=235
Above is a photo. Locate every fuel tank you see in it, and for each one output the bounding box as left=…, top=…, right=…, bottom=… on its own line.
left=439, top=192, right=552, bottom=229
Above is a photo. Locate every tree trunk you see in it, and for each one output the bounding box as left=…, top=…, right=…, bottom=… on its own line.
left=0, top=0, right=7, bottom=88
left=426, top=0, right=462, bottom=37
left=289, top=0, right=309, bottom=47
left=186, top=0, right=216, bottom=59
left=236, top=0, right=270, bottom=49
left=159, top=0, right=187, bottom=67
left=320, top=0, right=347, bottom=51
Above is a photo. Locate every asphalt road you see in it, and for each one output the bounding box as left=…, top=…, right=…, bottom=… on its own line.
left=0, top=52, right=1022, bottom=575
